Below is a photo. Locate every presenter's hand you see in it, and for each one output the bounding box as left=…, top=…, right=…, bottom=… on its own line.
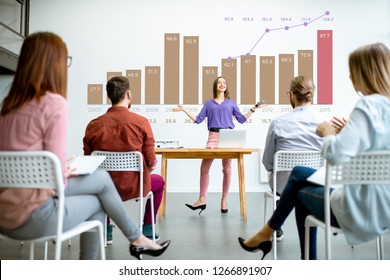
left=256, top=100, right=267, bottom=108
left=172, top=105, right=184, bottom=112
left=172, top=104, right=196, bottom=121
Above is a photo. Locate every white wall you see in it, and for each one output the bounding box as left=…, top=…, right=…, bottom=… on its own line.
left=24, top=0, right=390, bottom=193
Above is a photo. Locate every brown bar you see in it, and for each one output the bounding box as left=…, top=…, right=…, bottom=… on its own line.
left=278, top=54, right=294, bottom=104
left=183, top=36, right=199, bottom=104
left=87, top=84, right=103, bottom=105
left=126, top=70, right=141, bottom=105
left=106, top=72, right=122, bottom=104
left=145, top=66, right=161, bottom=104
left=164, top=33, right=180, bottom=104
left=259, top=56, right=275, bottom=105
left=202, top=66, right=218, bottom=104
left=298, top=50, right=313, bottom=81
left=222, top=59, right=237, bottom=102
left=240, top=55, right=256, bottom=104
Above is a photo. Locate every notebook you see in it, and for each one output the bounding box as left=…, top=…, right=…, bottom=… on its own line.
left=307, top=166, right=326, bottom=185
left=69, top=155, right=106, bottom=175
left=218, top=129, right=247, bottom=148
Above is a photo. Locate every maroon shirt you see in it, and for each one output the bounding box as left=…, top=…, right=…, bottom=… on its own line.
left=83, top=106, right=156, bottom=200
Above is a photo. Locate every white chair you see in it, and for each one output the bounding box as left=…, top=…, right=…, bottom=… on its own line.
left=0, top=151, right=105, bottom=260
left=263, top=150, right=323, bottom=260
left=91, top=151, right=156, bottom=244
left=304, top=150, right=390, bottom=260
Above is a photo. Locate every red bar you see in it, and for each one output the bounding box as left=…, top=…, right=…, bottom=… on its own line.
left=317, top=30, right=333, bottom=104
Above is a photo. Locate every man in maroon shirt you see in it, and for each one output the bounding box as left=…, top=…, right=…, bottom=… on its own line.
left=83, top=76, right=164, bottom=243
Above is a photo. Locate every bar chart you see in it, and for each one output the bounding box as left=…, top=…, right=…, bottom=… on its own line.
left=87, top=12, right=333, bottom=106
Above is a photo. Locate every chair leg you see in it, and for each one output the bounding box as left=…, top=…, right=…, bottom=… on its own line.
left=150, top=193, right=155, bottom=242
left=29, top=242, right=35, bottom=260
left=139, top=197, right=143, bottom=230
left=304, top=222, right=310, bottom=260
left=376, top=235, right=384, bottom=260
left=54, top=238, right=62, bottom=260
left=272, top=192, right=277, bottom=260
left=44, top=241, right=48, bottom=260
left=104, top=215, right=108, bottom=247
left=263, top=192, right=268, bottom=225
left=98, top=223, right=106, bottom=260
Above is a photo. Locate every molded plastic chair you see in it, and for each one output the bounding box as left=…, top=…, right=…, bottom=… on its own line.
left=91, top=151, right=156, bottom=245
left=0, top=151, right=105, bottom=260
left=263, top=150, right=323, bottom=260
left=304, top=150, right=390, bottom=260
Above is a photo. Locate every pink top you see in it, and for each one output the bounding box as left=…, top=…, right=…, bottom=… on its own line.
left=0, top=93, right=68, bottom=229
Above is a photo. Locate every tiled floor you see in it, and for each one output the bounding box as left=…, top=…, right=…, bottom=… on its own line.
left=0, top=191, right=388, bottom=260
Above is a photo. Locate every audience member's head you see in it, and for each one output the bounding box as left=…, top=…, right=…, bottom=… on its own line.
left=348, top=42, right=390, bottom=97
left=288, top=76, right=315, bottom=108
left=106, top=76, right=131, bottom=105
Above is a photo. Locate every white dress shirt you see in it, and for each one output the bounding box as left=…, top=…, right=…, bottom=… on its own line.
left=262, top=105, right=327, bottom=193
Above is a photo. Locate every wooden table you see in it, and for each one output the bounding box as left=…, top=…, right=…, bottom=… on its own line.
left=155, top=148, right=259, bottom=221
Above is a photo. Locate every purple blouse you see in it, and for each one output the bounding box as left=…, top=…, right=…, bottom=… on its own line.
left=194, top=99, right=247, bottom=129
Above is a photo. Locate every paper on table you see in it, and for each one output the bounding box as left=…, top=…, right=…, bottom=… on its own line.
left=307, top=166, right=326, bottom=185
left=69, top=156, right=106, bottom=175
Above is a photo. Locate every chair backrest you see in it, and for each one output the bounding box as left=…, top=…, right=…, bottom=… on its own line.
left=91, top=150, right=143, bottom=173
left=273, top=150, right=323, bottom=173
left=273, top=150, right=323, bottom=190
left=327, top=150, right=390, bottom=185
left=0, top=151, right=64, bottom=191
left=91, top=150, right=144, bottom=201
left=0, top=151, right=65, bottom=246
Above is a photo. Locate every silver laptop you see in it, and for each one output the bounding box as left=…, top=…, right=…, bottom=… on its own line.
left=218, top=129, right=247, bottom=148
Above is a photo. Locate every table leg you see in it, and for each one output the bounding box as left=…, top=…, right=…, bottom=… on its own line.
left=158, top=153, right=167, bottom=221
left=237, top=153, right=247, bottom=221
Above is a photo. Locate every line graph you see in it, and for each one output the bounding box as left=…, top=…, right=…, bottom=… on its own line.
left=228, top=11, right=331, bottom=59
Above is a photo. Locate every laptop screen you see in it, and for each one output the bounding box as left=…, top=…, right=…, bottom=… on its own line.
left=218, top=129, right=247, bottom=148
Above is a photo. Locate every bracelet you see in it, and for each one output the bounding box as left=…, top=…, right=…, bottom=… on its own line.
left=250, top=108, right=255, bottom=113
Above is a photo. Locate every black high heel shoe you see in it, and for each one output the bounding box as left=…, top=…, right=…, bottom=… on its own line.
left=129, top=240, right=171, bottom=260
left=185, top=203, right=206, bottom=215
left=221, top=200, right=228, bottom=213
left=238, top=237, right=272, bottom=260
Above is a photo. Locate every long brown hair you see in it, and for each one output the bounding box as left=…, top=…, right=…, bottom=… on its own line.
left=349, top=42, right=390, bottom=97
left=1, top=32, right=68, bottom=116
